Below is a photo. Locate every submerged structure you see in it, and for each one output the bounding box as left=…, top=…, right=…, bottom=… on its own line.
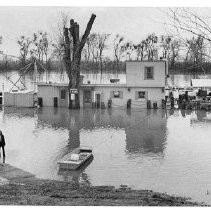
left=37, top=60, right=167, bottom=109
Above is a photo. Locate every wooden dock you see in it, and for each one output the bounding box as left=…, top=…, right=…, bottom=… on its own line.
left=0, top=164, right=35, bottom=184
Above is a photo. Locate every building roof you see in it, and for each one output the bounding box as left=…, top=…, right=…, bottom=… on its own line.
left=126, top=60, right=166, bottom=63
left=37, top=82, right=68, bottom=87
left=191, top=79, right=211, bottom=88
left=37, top=82, right=127, bottom=88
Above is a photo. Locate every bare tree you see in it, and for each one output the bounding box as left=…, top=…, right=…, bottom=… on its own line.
left=63, top=14, right=96, bottom=109
left=186, top=36, right=205, bottom=63
left=52, top=13, right=72, bottom=69
left=159, top=35, right=181, bottom=69
left=17, top=36, right=32, bottom=65
left=52, top=39, right=64, bottom=61
left=42, top=33, right=49, bottom=63
left=31, top=31, right=49, bottom=64
left=96, top=33, right=110, bottom=74
left=160, top=35, right=172, bottom=59
left=133, top=41, right=146, bottom=61
left=167, top=8, right=211, bottom=42
left=113, top=34, right=125, bottom=62
left=89, top=33, right=98, bottom=62
left=184, top=35, right=206, bottom=77
left=144, top=33, right=158, bottom=61
left=169, top=39, right=181, bottom=69
left=121, top=41, right=134, bottom=60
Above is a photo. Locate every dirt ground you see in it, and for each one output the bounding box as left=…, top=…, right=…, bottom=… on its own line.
left=0, top=178, right=207, bottom=206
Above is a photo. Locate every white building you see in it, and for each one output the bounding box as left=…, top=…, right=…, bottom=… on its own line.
left=37, top=60, right=167, bottom=108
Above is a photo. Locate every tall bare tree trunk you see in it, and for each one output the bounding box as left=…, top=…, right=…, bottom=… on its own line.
left=64, top=14, right=96, bottom=109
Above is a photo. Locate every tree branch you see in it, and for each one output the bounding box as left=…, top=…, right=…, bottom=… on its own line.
left=80, top=14, right=96, bottom=52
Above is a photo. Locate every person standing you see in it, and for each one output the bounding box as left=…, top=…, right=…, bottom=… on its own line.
left=0, top=131, right=6, bottom=163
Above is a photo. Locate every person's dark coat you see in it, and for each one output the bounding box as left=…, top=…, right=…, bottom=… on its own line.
left=0, top=134, right=5, bottom=147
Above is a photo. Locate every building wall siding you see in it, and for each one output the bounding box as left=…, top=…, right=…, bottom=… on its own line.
left=37, top=61, right=166, bottom=108
left=40, top=85, right=164, bottom=108
left=38, top=85, right=69, bottom=107
left=126, top=61, right=166, bottom=87
left=4, top=92, right=34, bottom=107
left=81, top=86, right=164, bottom=108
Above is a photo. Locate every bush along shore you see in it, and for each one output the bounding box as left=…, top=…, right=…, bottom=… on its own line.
left=0, top=178, right=207, bottom=206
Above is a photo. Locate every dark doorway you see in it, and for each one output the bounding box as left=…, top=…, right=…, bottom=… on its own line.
left=0, top=92, right=2, bottom=105
left=83, top=90, right=92, bottom=108
left=54, top=97, right=58, bottom=107
left=38, top=97, right=43, bottom=107
left=96, top=94, right=101, bottom=108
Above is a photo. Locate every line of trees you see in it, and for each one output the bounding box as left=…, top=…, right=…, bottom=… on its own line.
left=17, top=31, right=49, bottom=65
left=1, top=8, right=211, bottom=75
left=0, top=31, right=209, bottom=75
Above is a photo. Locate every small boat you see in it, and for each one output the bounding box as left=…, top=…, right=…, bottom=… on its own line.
left=58, top=156, right=94, bottom=182
left=57, top=147, right=93, bottom=170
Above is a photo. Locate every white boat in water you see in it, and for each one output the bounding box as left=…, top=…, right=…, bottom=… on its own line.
left=57, top=147, right=93, bottom=170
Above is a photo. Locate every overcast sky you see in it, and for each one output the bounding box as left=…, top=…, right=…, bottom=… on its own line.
left=0, top=6, right=211, bottom=58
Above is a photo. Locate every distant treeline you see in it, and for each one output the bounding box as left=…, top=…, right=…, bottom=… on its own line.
left=0, top=59, right=126, bottom=74
left=1, top=59, right=211, bottom=75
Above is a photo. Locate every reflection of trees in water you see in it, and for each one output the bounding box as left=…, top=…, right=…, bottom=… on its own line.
left=67, top=127, right=80, bottom=151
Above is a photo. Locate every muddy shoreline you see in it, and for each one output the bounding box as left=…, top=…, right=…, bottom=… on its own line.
left=0, top=178, right=207, bottom=206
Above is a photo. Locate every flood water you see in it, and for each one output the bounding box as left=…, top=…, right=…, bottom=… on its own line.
left=1, top=71, right=211, bottom=204
left=0, top=70, right=210, bottom=92
left=0, top=106, right=211, bottom=204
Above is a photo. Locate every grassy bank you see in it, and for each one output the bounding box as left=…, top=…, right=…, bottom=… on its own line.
left=0, top=178, right=206, bottom=206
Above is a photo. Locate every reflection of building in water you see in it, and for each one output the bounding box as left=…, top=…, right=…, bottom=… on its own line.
left=196, top=110, right=207, bottom=121
left=2, top=107, right=168, bottom=156
left=2, top=107, right=168, bottom=183
left=190, top=110, right=211, bottom=126
left=37, top=107, right=167, bottom=156
left=125, top=110, right=167, bottom=154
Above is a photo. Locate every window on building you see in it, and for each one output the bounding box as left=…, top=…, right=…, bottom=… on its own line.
left=113, top=91, right=120, bottom=98
left=138, top=91, right=146, bottom=98
left=111, top=91, right=123, bottom=99
left=61, top=89, right=66, bottom=99
left=144, top=66, right=154, bottom=80
left=135, top=91, right=147, bottom=99
left=84, top=90, right=91, bottom=103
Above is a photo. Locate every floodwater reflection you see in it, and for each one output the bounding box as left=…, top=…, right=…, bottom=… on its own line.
left=1, top=107, right=211, bottom=204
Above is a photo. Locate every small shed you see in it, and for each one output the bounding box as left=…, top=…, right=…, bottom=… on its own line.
left=4, top=90, right=35, bottom=107
left=191, top=79, right=211, bottom=89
